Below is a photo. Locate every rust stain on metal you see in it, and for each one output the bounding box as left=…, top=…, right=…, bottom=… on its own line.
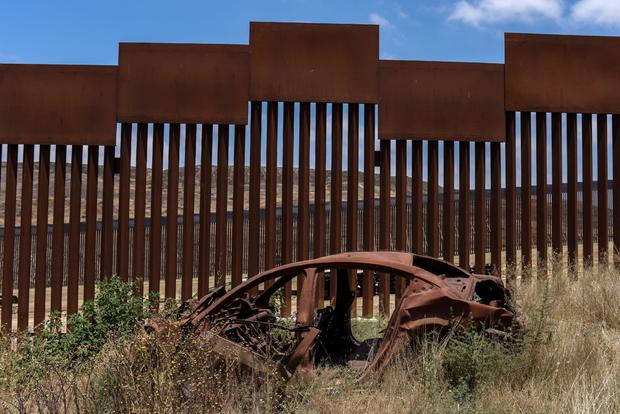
left=249, top=22, right=379, bottom=103
left=117, top=43, right=249, bottom=124
left=0, top=64, right=117, bottom=145
left=379, top=60, right=505, bottom=141
left=505, top=33, right=620, bottom=113
left=150, top=252, right=518, bottom=381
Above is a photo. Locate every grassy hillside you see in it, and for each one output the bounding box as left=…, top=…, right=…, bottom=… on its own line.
left=0, top=162, right=421, bottom=226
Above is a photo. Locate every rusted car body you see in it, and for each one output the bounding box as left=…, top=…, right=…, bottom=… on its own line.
left=173, top=252, right=516, bottom=381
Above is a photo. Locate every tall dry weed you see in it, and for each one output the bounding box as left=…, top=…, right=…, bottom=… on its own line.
left=0, top=260, right=617, bottom=413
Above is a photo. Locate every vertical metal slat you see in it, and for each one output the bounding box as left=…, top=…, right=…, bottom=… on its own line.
left=34, top=144, right=50, bottom=327
left=166, top=124, right=180, bottom=298
left=18, top=145, right=34, bottom=330
left=51, top=145, right=66, bottom=313
left=362, top=104, right=374, bottom=317
left=490, top=142, right=501, bottom=276
left=149, top=124, right=164, bottom=299
left=536, top=113, right=548, bottom=278
left=597, top=114, right=608, bottom=265
left=474, top=142, right=486, bottom=273
left=347, top=104, right=361, bottom=313
left=582, top=115, right=593, bottom=267
left=231, top=125, right=245, bottom=287
left=215, top=125, right=229, bottom=287
left=567, top=113, right=578, bottom=268
left=67, top=145, right=83, bottom=315
left=521, top=113, right=532, bottom=274
left=458, top=142, right=470, bottom=270
left=133, top=124, right=147, bottom=293
left=117, top=123, right=132, bottom=280
left=314, top=102, right=327, bottom=306
left=265, top=102, right=278, bottom=276
left=505, top=112, right=517, bottom=274
left=198, top=125, right=213, bottom=296
left=443, top=141, right=455, bottom=263
left=427, top=141, right=439, bottom=257
left=329, top=103, right=343, bottom=307
left=182, top=124, right=196, bottom=299
left=247, top=103, right=262, bottom=281
left=379, top=140, right=391, bottom=316
left=551, top=113, right=563, bottom=257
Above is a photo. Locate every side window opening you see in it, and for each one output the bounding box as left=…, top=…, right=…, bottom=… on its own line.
left=313, top=268, right=358, bottom=365
left=312, top=267, right=407, bottom=371
left=473, top=279, right=508, bottom=308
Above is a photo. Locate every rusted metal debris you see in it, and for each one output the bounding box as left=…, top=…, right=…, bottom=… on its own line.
left=147, top=252, right=519, bottom=381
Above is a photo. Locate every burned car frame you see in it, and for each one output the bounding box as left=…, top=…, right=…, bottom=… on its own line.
left=170, top=252, right=516, bottom=381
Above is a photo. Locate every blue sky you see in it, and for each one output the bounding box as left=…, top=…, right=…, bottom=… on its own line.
left=2, top=0, right=620, bottom=65
left=2, top=0, right=620, bottom=186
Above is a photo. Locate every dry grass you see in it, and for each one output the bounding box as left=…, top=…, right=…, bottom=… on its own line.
left=290, top=263, right=620, bottom=414
left=0, top=261, right=618, bottom=413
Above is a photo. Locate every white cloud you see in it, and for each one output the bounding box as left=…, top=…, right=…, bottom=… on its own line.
left=369, top=12, right=395, bottom=29
left=396, top=4, right=409, bottom=19
left=0, top=52, right=22, bottom=63
left=571, top=0, right=620, bottom=25
left=449, top=0, right=564, bottom=26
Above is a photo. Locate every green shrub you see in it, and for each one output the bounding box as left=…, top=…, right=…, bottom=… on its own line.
left=1, top=260, right=618, bottom=413
left=0, top=278, right=153, bottom=411
left=37, top=277, right=152, bottom=364
left=442, top=327, right=512, bottom=401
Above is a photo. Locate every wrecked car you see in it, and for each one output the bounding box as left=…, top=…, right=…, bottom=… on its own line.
left=152, top=252, right=518, bottom=382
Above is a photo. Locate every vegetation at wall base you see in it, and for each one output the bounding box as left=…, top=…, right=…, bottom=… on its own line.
left=0, top=263, right=618, bottom=413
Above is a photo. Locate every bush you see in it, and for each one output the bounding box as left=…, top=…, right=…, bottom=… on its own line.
left=442, top=328, right=512, bottom=400
left=39, top=277, right=152, bottom=363
left=0, top=260, right=619, bottom=413
left=0, top=278, right=154, bottom=412
left=86, top=330, right=286, bottom=413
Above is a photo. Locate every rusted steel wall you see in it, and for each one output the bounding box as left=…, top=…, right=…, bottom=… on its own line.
left=248, top=22, right=379, bottom=316
left=505, top=33, right=620, bottom=279
left=0, top=25, right=619, bottom=330
left=378, top=59, right=505, bottom=283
